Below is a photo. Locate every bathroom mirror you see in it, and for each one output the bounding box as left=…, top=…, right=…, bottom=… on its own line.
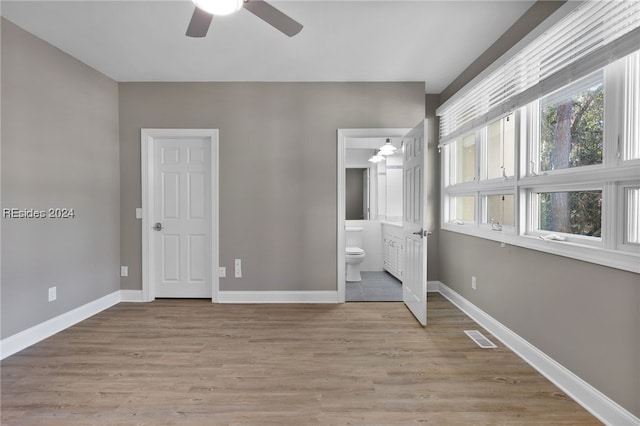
left=346, top=168, right=369, bottom=220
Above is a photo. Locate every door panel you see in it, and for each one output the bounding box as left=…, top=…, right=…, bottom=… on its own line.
left=402, top=121, right=428, bottom=325
left=162, top=172, right=180, bottom=219
left=162, top=234, right=180, bottom=282
left=188, top=235, right=206, bottom=282
left=189, top=172, right=206, bottom=218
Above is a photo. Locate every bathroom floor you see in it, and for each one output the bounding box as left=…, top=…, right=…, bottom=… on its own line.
left=346, top=271, right=402, bottom=302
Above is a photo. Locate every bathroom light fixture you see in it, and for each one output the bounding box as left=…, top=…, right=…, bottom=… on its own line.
left=378, top=138, right=397, bottom=156
left=193, top=0, right=243, bottom=15
left=368, top=150, right=385, bottom=163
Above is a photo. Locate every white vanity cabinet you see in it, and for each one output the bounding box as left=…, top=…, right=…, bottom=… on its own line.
left=382, top=223, right=403, bottom=281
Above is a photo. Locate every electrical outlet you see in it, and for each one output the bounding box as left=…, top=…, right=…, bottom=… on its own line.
left=472, top=276, right=477, bottom=290
left=219, top=267, right=226, bottom=278
left=234, top=259, right=242, bottom=278
left=48, top=287, right=57, bottom=302
left=121, top=266, right=129, bottom=277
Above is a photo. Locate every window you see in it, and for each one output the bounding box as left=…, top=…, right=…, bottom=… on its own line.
left=485, top=114, right=515, bottom=179
left=624, top=186, right=640, bottom=245
left=450, top=134, right=476, bottom=185
left=449, top=196, right=475, bottom=224
left=538, top=72, right=604, bottom=172
left=534, top=190, right=602, bottom=238
left=440, top=52, right=640, bottom=273
left=483, top=194, right=515, bottom=228
left=437, top=2, right=640, bottom=272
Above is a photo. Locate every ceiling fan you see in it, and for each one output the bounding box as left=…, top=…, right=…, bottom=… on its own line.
left=186, top=0, right=303, bottom=38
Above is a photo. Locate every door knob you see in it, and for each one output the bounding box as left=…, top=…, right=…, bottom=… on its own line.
left=153, top=222, right=163, bottom=231
left=412, top=229, right=431, bottom=238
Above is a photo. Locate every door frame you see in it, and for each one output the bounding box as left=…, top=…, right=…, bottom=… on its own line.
left=141, top=129, right=220, bottom=303
left=337, top=128, right=412, bottom=303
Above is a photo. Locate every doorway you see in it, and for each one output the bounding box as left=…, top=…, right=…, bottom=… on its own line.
left=337, top=128, right=410, bottom=303
left=141, top=129, right=219, bottom=302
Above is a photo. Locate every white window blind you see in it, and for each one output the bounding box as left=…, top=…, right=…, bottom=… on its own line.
left=437, top=1, right=640, bottom=145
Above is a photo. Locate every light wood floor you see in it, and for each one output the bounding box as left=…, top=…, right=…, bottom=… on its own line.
left=1, top=293, right=600, bottom=425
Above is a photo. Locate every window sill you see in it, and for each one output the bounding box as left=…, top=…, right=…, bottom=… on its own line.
left=441, top=223, right=640, bottom=274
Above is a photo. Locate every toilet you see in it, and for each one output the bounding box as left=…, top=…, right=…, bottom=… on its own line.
left=345, top=226, right=366, bottom=282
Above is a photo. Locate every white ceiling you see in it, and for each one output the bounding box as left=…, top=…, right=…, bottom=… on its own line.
left=1, top=0, right=535, bottom=93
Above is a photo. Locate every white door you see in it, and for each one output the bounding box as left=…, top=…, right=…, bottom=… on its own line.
left=149, top=135, right=213, bottom=298
left=402, top=121, right=428, bottom=325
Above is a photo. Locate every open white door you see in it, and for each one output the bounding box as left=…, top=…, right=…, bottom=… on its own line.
left=402, top=121, right=428, bottom=325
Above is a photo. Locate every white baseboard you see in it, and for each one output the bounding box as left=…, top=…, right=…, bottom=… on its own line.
left=120, top=289, right=144, bottom=302
left=427, top=280, right=441, bottom=293
left=0, top=290, right=121, bottom=360
left=436, top=281, right=640, bottom=426
left=217, top=290, right=339, bottom=303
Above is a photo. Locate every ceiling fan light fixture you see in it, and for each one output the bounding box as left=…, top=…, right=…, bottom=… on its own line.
left=193, top=0, right=243, bottom=16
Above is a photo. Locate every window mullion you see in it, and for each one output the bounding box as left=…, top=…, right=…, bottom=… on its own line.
left=602, top=182, right=617, bottom=250
left=514, top=109, right=523, bottom=234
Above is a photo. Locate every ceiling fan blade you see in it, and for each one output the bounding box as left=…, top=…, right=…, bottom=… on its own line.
left=186, top=7, right=213, bottom=38
left=243, top=0, right=303, bottom=37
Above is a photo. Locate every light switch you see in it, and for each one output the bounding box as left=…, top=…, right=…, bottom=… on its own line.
left=48, top=287, right=57, bottom=302
left=234, top=259, right=242, bottom=278
left=135, top=208, right=142, bottom=219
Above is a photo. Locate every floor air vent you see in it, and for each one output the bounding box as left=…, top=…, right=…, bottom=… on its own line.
left=464, top=330, right=497, bottom=349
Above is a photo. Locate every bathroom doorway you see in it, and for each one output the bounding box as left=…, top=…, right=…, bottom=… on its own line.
left=337, top=128, right=411, bottom=303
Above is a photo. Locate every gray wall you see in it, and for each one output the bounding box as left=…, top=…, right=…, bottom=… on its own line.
left=425, top=94, right=440, bottom=281
left=1, top=19, right=120, bottom=338
left=438, top=232, right=640, bottom=416
left=118, top=82, right=425, bottom=292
